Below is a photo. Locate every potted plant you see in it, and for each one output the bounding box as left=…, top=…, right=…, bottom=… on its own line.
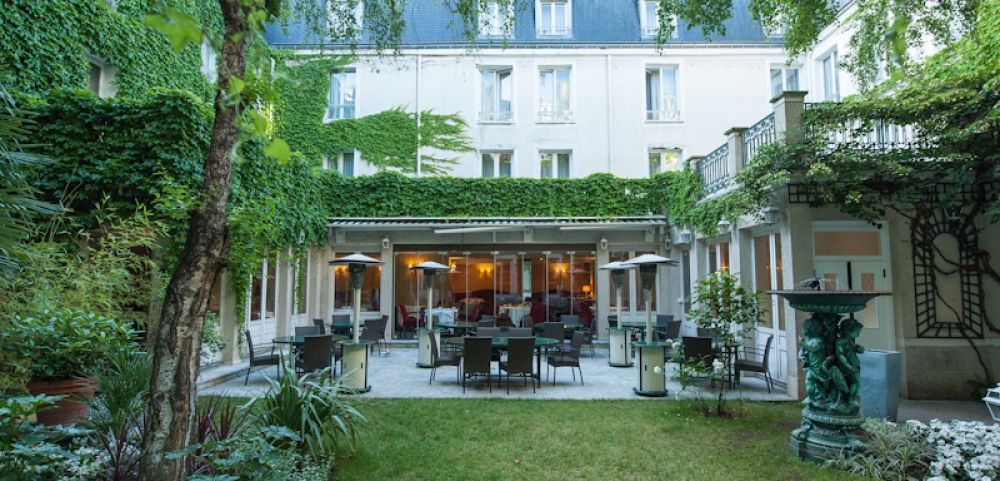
left=0, top=309, right=137, bottom=425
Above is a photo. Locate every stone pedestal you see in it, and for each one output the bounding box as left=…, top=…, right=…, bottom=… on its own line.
left=608, top=327, right=633, bottom=367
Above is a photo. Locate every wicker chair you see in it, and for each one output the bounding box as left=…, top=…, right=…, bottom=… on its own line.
left=499, top=337, right=535, bottom=394
left=734, top=334, right=774, bottom=393
left=429, top=333, right=461, bottom=385
left=244, top=330, right=281, bottom=385
left=462, top=336, right=494, bottom=393
left=547, top=331, right=584, bottom=385
left=312, top=318, right=327, bottom=334
left=296, top=334, right=333, bottom=377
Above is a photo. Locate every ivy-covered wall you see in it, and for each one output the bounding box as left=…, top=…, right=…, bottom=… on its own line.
left=273, top=56, right=473, bottom=174
left=1, top=0, right=219, bottom=100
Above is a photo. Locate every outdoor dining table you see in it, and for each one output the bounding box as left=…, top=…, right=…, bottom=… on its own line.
left=498, top=305, right=530, bottom=326
left=443, top=336, right=558, bottom=387
left=437, top=321, right=477, bottom=334
left=273, top=334, right=349, bottom=347
left=330, top=317, right=366, bottom=335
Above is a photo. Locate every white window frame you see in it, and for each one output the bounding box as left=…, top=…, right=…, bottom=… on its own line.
left=323, top=150, right=359, bottom=176
left=647, top=147, right=681, bottom=176
left=479, top=66, right=514, bottom=123
left=537, top=65, right=573, bottom=123
left=538, top=150, right=571, bottom=179
left=86, top=55, right=117, bottom=98
left=644, top=64, right=680, bottom=122
left=639, top=1, right=678, bottom=38
left=768, top=63, right=800, bottom=98
left=328, top=0, right=364, bottom=38
left=292, top=251, right=310, bottom=316
left=324, top=67, right=357, bottom=122
left=200, top=39, right=218, bottom=83
left=480, top=150, right=514, bottom=178
left=535, top=0, right=572, bottom=36
left=479, top=0, right=514, bottom=37
left=819, top=50, right=840, bottom=101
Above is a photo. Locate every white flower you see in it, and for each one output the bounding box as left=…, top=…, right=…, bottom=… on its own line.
left=653, top=365, right=662, bottom=374
left=712, top=358, right=724, bottom=374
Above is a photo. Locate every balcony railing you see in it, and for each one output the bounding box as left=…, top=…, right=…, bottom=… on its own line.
left=696, top=143, right=731, bottom=195
left=742, top=113, right=776, bottom=165
left=805, top=102, right=934, bottom=154
left=537, top=26, right=572, bottom=36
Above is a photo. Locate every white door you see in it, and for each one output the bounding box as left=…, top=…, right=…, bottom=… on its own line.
left=751, top=232, right=788, bottom=384
left=813, top=259, right=893, bottom=350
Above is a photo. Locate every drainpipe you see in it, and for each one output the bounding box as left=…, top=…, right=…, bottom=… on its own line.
left=415, top=53, right=422, bottom=177
left=605, top=53, right=613, bottom=174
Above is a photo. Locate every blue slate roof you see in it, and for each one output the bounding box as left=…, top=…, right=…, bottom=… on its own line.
left=263, top=0, right=781, bottom=49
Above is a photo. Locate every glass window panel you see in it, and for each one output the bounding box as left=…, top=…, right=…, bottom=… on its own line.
left=649, top=152, right=660, bottom=176
left=250, top=267, right=263, bottom=321
left=554, top=2, right=566, bottom=31
left=753, top=235, right=773, bottom=326
left=539, top=70, right=554, bottom=115
left=556, top=153, right=570, bottom=178
left=265, top=258, right=276, bottom=318
left=770, top=68, right=783, bottom=98
left=498, top=153, right=512, bottom=177
left=481, top=153, right=495, bottom=177
left=341, top=152, right=354, bottom=176
left=859, top=272, right=877, bottom=328
left=540, top=153, right=553, bottom=178
left=481, top=70, right=496, bottom=115
left=608, top=251, right=632, bottom=312
left=556, top=69, right=571, bottom=116
left=498, top=70, right=512, bottom=115
left=541, top=4, right=552, bottom=31
left=645, top=69, right=658, bottom=113
left=335, top=252, right=381, bottom=311
left=719, top=242, right=730, bottom=272
left=775, top=235, right=785, bottom=330
left=786, top=68, right=799, bottom=91
left=814, top=231, right=881, bottom=256
left=89, top=63, right=102, bottom=94
left=661, top=67, right=677, bottom=118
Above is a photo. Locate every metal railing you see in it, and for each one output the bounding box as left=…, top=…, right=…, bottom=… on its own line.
left=742, top=113, right=776, bottom=165
left=696, top=143, right=731, bottom=195
left=805, top=102, right=934, bottom=154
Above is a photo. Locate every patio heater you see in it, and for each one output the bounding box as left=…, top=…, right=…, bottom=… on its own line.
left=329, top=253, right=383, bottom=393
left=411, top=261, right=450, bottom=368
left=599, top=261, right=636, bottom=367
left=625, top=253, right=675, bottom=397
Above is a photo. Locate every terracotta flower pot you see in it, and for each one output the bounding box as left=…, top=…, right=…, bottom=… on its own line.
left=27, top=377, right=97, bottom=425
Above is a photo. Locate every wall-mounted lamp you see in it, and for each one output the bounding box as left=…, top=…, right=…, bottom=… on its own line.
left=762, top=204, right=780, bottom=225
left=381, top=237, right=390, bottom=249
left=663, top=233, right=673, bottom=251
left=676, top=229, right=693, bottom=246
left=297, top=230, right=306, bottom=245
left=599, top=237, right=608, bottom=251
left=716, top=219, right=732, bottom=234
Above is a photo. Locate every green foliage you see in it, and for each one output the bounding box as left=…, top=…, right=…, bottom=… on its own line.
left=0, top=0, right=220, bottom=101
left=273, top=56, right=473, bottom=174
left=826, top=418, right=934, bottom=480
left=0, top=395, right=62, bottom=450
left=250, top=364, right=366, bottom=460
left=0, top=309, right=138, bottom=381
left=182, top=425, right=333, bottom=481
left=85, top=349, right=152, bottom=436
left=687, top=271, right=762, bottom=349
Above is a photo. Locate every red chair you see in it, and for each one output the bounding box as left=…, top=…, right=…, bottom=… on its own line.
left=468, top=303, right=482, bottom=323
left=397, top=304, right=417, bottom=338
left=578, top=302, right=595, bottom=326
left=530, top=302, right=547, bottom=325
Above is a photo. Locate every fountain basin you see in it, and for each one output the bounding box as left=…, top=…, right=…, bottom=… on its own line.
left=768, top=290, right=890, bottom=314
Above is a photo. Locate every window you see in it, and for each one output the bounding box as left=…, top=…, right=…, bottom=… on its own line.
left=87, top=56, right=116, bottom=98
left=538, top=66, right=571, bottom=122
left=820, top=51, right=840, bottom=101
left=648, top=148, right=680, bottom=176
left=769, top=65, right=799, bottom=98
left=325, top=68, right=356, bottom=121
left=640, top=1, right=678, bottom=38
left=479, top=1, right=513, bottom=36
left=481, top=151, right=513, bottom=178
left=539, top=151, right=570, bottom=178
left=537, top=0, right=571, bottom=36
left=328, top=0, right=364, bottom=38
left=480, top=67, right=513, bottom=122
left=200, top=39, right=217, bottom=83
left=324, top=151, right=357, bottom=176
left=645, top=66, right=679, bottom=121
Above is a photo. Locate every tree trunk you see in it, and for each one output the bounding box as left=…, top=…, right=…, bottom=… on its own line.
left=138, top=1, right=248, bottom=479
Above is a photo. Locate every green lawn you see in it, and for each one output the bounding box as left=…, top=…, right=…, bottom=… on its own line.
left=333, top=399, right=864, bottom=481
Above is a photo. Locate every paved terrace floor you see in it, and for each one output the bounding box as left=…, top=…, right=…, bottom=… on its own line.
left=200, top=346, right=791, bottom=401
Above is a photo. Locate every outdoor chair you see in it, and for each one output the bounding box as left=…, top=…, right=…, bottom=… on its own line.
left=500, top=337, right=535, bottom=394
left=579, top=321, right=597, bottom=357
left=397, top=304, right=417, bottom=338
left=295, top=326, right=322, bottom=336
left=547, top=332, right=584, bottom=386
left=507, top=328, right=532, bottom=337
left=331, top=314, right=352, bottom=336
left=734, top=334, right=774, bottom=393
left=296, top=334, right=333, bottom=377
left=462, top=336, right=494, bottom=393
left=244, top=329, right=281, bottom=385
left=311, top=318, right=327, bottom=334
left=529, top=302, right=547, bottom=325
left=361, top=317, right=388, bottom=356
left=477, top=327, right=501, bottom=337
left=541, top=322, right=566, bottom=354
left=429, top=332, right=461, bottom=385
left=478, top=317, right=496, bottom=328
left=561, top=314, right=580, bottom=325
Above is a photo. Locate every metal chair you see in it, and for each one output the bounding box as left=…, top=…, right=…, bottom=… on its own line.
left=312, top=318, right=327, bottom=334
left=295, top=326, right=322, bottom=336
left=331, top=314, right=351, bottom=336
left=244, top=330, right=281, bottom=385
left=541, top=322, right=566, bottom=354
left=462, top=336, right=494, bottom=393
left=361, top=317, right=388, bottom=356
left=547, top=331, right=584, bottom=385
left=477, top=327, right=501, bottom=337
left=681, top=336, right=716, bottom=365
left=296, top=334, right=333, bottom=377
left=507, top=328, right=532, bottom=337
left=396, top=304, right=417, bottom=338
left=734, top=334, right=774, bottom=393
left=499, top=337, right=535, bottom=394
left=429, top=332, right=461, bottom=385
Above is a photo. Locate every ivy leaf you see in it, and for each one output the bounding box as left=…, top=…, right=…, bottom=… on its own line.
left=249, top=111, right=269, bottom=137
left=144, top=7, right=203, bottom=52
left=264, top=139, right=291, bottom=164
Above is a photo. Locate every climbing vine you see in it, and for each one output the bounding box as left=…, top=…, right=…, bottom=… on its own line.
left=273, top=55, right=473, bottom=174
left=0, top=0, right=220, bottom=101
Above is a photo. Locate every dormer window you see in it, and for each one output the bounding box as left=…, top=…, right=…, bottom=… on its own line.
left=640, top=1, right=678, bottom=38
left=536, top=0, right=571, bottom=36
left=328, top=0, right=364, bottom=39
left=479, top=1, right=514, bottom=37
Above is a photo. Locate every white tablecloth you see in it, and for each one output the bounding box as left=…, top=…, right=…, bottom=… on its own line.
left=424, top=307, right=457, bottom=325
left=499, top=305, right=531, bottom=327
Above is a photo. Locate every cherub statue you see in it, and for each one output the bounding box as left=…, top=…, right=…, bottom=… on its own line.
left=799, top=318, right=832, bottom=411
